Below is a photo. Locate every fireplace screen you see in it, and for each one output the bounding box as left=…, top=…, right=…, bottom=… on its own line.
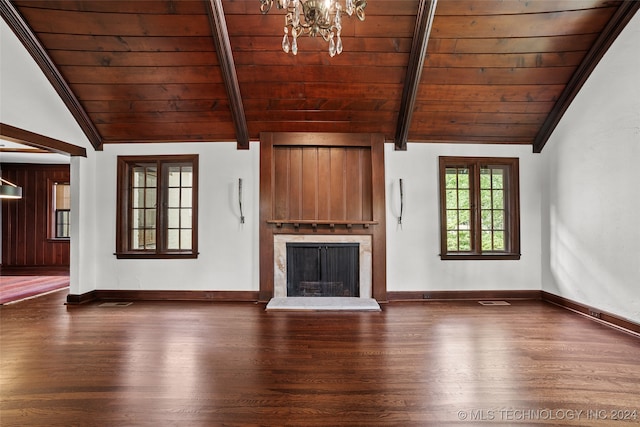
left=286, top=243, right=360, bottom=297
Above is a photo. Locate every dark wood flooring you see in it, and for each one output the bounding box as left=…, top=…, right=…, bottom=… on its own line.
left=1, top=291, right=639, bottom=426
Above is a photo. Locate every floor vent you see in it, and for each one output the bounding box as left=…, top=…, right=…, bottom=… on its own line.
left=478, top=301, right=511, bottom=306
left=99, top=302, right=132, bottom=307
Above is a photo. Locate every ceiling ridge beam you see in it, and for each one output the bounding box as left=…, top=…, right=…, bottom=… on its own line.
left=533, top=1, right=640, bottom=153
left=394, top=0, right=438, bottom=151
left=205, top=0, right=249, bottom=150
left=0, top=0, right=102, bottom=151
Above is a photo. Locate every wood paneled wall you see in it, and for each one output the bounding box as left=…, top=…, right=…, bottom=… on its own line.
left=273, top=146, right=373, bottom=222
left=1, top=163, right=70, bottom=272
left=260, top=133, right=386, bottom=302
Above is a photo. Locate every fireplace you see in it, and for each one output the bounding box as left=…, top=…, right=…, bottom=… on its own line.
left=274, top=235, right=372, bottom=298
left=287, top=243, right=359, bottom=297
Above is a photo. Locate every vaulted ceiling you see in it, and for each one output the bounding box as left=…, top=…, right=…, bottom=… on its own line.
left=1, top=0, right=638, bottom=153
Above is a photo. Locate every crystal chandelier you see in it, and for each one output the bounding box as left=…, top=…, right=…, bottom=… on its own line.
left=259, top=0, right=367, bottom=57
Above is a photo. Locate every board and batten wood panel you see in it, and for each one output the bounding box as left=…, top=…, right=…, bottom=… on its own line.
left=1, top=164, right=70, bottom=270
left=272, top=146, right=373, bottom=222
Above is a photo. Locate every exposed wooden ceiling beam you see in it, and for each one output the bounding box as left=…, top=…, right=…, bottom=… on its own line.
left=394, top=0, right=438, bottom=151
left=533, top=1, right=640, bottom=153
left=1, top=122, right=87, bottom=157
left=0, top=0, right=102, bottom=151
left=205, top=0, right=250, bottom=150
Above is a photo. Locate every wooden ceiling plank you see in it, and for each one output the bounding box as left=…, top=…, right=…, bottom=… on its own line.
left=428, top=34, right=600, bottom=54
left=435, top=0, right=621, bottom=16
left=68, top=83, right=228, bottom=101
left=423, top=51, right=587, bottom=68
left=83, top=99, right=231, bottom=114
left=205, top=0, right=249, bottom=149
left=38, top=34, right=216, bottom=53
left=49, top=51, right=219, bottom=67
left=59, top=66, right=225, bottom=85
left=431, top=8, right=618, bottom=39
left=395, top=0, right=437, bottom=150
left=420, top=67, right=577, bottom=86
left=13, top=0, right=207, bottom=15
left=413, top=100, right=555, bottom=115
left=0, top=122, right=87, bottom=157
left=534, top=1, right=640, bottom=152
left=15, top=7, right=212, bottom=37
left=1, top=0, right=102, bottom=150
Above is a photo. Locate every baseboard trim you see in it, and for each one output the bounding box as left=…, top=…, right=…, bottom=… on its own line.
left=541, top=291, right=640, bottom=336
left=387, top=290, right=541, bottom=301
left=1, top=265, right=70, bottom=276
left=66, top=290, right=260, bottom=304
left=66, top=290, right=97, bottom=305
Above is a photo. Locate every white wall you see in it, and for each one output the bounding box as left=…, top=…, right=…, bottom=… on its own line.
left=540, top=13, right=640, bottom=324
left=385, top=143, right=542, bottom=292
left=1, top=21, right=97, bottom=294
left=93, top=143, right=260, bottom=292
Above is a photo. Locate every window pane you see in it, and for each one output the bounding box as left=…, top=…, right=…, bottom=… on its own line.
left=493, top=210, right=504, bottom=230
left=131, top=229, right=144, bottom=250
left=493, top=231, right=505, bottom=250
left=146, top=168, right=157, bottom=188
left=492, top=169, right=504, bottom=189
left=457, top=170, right=469, bottom=189
left=458, top=190, right=470, bottom=209
left=181, top=168, right=193, bottom=187
left=458, top=231, right=471, bottom=251
left=445, top=169, right=458, bottom=188
left=481, top=231, right=493, bottom=250
left=167, top=229, right=180, bottom=250
left=493, top=190, right=504, bottom=209
left=480, top=169, right=491, bottom=189
left=133, top=189, right=144, bottom=207
left=145, top=209, right=156, bottom=228
left=181, top=208, right=192, bottom=228
left=445, top=190, right=457, bottom=209
left=168, top=188, right=181, bottom=208
left=168, top=208, right=180, bottom=228
left=132, top=167, right=146, bottom=187
left=447, top=231, right=458, bottom=251
left=168, top=166, right=182, bottom=187
left=480, top=189, right=491, bottom=209
left=132, top=209, right=144, bottom=228
left=481, top=209, right=492, bottom=230
left=458, top=210, right=470, bottom=229
left=145, top=229, right=156, bottom=249
left=145, top=188, right=156, bottom=208
left=181, top=188, right=192, bottom=208
left=446, top=210, right=458, bottom=230
left=180, top=230, right=192, bottom=250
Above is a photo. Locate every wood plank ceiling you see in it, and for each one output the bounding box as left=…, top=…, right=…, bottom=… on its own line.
left=2, top=0, right=638, bottom=152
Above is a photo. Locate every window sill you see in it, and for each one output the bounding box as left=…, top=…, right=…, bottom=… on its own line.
left=114, top=252, right=199, bottom=260
left=440, top=253, right=521, bottom=261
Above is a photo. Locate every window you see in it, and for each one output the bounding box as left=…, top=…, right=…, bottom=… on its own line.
left=50, top=182, right=70, bottom=239
left=439, top=157, right=520, bottom=260
left=116, top=155, right=198, bottom=259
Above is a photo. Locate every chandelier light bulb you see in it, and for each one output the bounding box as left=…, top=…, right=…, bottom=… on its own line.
left=260, top=0, right=367, bottom=56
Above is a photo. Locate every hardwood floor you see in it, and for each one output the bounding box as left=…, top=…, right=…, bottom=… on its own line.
left=1, top=291, right=639, bottom=426
left=0, top=275, right=69, bottom=305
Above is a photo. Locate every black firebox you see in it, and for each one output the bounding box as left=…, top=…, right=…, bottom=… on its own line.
left=286, top=243, right=359, bottom=297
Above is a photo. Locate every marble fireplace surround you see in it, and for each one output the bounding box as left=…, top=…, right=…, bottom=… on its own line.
left=273, top=234, right=373, bottom=299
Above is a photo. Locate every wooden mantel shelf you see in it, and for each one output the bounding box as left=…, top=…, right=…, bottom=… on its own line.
left=267, top=220, right=379, bottom=229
